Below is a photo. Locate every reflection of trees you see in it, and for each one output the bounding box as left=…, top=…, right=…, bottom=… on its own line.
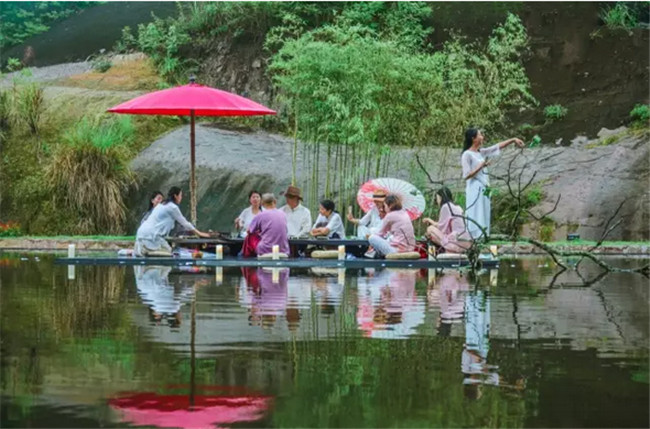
left=274, top=338, right=528, bottom=428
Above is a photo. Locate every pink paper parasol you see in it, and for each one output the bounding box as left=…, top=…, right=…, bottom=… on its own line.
left=357, top=178, right=426, bottom=220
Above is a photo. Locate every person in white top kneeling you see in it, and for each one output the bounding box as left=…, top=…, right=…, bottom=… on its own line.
left=279, top=185, right=312, bottom=238
left=135, top=186, right=211, bottom=257
left=311, top=199, right=346, bottom=239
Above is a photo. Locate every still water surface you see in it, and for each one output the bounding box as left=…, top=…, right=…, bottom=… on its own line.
left=1, top=253, right=648, bottom=428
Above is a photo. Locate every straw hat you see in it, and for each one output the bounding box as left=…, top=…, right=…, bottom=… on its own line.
left=282, top=185, right=303, bottom=200
left=372, top=189, right=387, bottom=201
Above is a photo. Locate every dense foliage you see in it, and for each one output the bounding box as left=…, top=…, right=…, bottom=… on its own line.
left=48, top=117, right=137, bottom=235
left=0, top=2, right=99, bottom=50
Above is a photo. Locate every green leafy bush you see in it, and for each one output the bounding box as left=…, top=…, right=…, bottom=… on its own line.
left=630, top=103, right=650, bottom=125
left=600, top=3, right=640, bottom=30
left=0, top=221, right=22, bottom=237
left=491, top=185, right=544, bottom=235
left=0, top=2, right=99, bottom=50
left=6, top=57, right=22, bottom=72
left=543, top=104, right=568, bottom=121
left=91, top=56, right=112, bottom=73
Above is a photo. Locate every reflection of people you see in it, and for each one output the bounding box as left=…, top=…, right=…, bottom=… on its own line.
left=461, top=128, right=524, bottom=238
left=311, top=199, right=345, bottom=239
left=348, top=189, right=386, bottom=238
left=423, top=187, right=472, bottom=254
left=135, top=187, right=211, bottom=257
left=240, top=267, right=289, bottom=329
left=428, top=270, right=470, bottom=336
left=235, top=190, right=263, bottom=237
left=356, top=269, right=423, bottom=339
left=461, top=290, right=498, bottom=398
left=133, top=265, right=194, bottom=327
left=140, top=190, right=164, bottom=225
left=279, top=186, right=312, bottom=238
left=368, top=194, right=416, bottom=257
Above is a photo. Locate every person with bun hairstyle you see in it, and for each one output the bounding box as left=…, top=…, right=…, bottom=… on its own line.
left=461, top=128, right=524, bottom=238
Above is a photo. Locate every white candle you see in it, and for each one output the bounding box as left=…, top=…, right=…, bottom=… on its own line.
left=490, top=245, right=498, bottom=257
left=428, top=268, right=436, bottom=285
left=67, top=265, right=75, bottom=280
left=338, top=245, right=345, bottom=261
left=338, top=268, right=345, bottom=285
left=216, top=267, right=223, bottom=284
left=216, top=245, right=223, bottom=260
left=272, top=245, right=279, bottom=260
left=490, top=269, right=498, bottom=287
left=68, top=244, right=76, bottom=258
left=272, top=267, right=279, bottom=283
left=427, top=245, right=434, bottom=261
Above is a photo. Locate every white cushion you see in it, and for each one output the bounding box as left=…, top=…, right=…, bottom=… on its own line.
left=436, top=253, right=468, bottom=260
left=258, top=252, right=289, bottom=260
left=145, top=249, right=172, bottom=257
left=311, top=250, right=340, bottom=259
left=385, top=251, right=421, bottom=260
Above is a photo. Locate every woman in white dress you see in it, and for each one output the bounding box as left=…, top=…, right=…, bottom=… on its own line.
left=234, top=190, right=263, bottom=237
left=135, top=187, right=211, bottom=256
left=461, top=128, right=524, bottom=239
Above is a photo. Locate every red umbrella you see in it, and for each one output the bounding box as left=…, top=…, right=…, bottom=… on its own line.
left=109, top=386, right=272, bottom=429
left=108, top=78, right=276, bottom=224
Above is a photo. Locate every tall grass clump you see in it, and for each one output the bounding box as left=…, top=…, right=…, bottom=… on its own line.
left=48, top=116, right=137, bottom=234
left=12, top=82, right=44, bottom=135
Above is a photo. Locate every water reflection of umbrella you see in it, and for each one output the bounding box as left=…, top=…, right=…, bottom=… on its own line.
left=357, top=178, right=426, bottom=220
left=356, top=269, right=425, bottom=339
left=108, top=79, right=276, bottom=224
left=109, top=387, right=271, bottom=429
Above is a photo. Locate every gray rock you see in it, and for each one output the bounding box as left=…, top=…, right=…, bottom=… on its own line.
left=129, top=125, right=650, bottom=240
left=597, top=126, right=627, bottom=139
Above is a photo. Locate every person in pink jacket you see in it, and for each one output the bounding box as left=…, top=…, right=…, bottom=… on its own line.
left=368, top=194, right=416, bottom=257
left=423, top=187, right=472, bottom=253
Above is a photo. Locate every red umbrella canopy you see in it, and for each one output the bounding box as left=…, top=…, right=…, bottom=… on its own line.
left=107, top=83, right=276, bottom=116
left=109, top=387, right=272, bottom=429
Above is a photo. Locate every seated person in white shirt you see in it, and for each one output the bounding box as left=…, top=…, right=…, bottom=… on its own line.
left=311, top=199, right=346, bottom=239
left=279, top=185, right=312, bottom=238
left=234, top=190, right=263, bottom=237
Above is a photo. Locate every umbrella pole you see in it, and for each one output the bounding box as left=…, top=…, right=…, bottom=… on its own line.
left=190, top=109, right=197, bottom=226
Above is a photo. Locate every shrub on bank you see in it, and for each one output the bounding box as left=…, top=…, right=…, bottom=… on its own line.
left=47, top=117, right=137, bottom=235
left=0, top=221, right=22, bottom=237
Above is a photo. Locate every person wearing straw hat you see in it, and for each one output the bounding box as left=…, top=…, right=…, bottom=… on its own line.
left=347, top=189, right=387, bottom=239
left=279, top=185, right=312, bottom=238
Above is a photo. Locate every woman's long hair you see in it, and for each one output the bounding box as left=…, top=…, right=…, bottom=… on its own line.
left=436, top=186, right=454, bottom=206
left=163, top=186, right=182, bottom=205
left=147, top=190, right=163, bottom=211
left=463, top=128, right=479, bottom=153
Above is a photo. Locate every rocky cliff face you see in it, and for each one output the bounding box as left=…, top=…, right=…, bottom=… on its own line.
left=129, top=125, right=649, bottom=241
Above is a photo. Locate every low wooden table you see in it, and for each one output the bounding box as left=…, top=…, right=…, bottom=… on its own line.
left=166, top=236, right=370, bottom=256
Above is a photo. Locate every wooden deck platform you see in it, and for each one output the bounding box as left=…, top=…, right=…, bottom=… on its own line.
left=55, top=255, right=498, bottom=269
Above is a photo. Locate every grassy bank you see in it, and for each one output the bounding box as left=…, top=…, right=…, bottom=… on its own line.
left=0, top=58, right=181, bottom=236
